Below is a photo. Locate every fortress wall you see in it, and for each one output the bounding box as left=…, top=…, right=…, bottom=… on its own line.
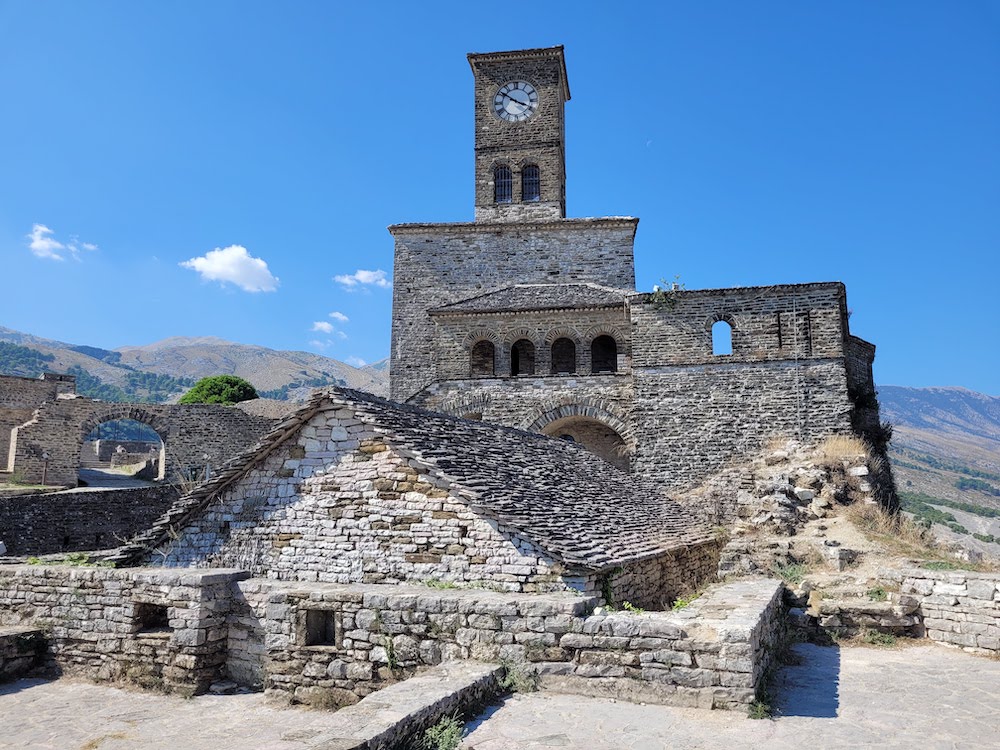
left=0, top=485, right=180, bottom=556
left=10, top=400, right=276, bottom=487
left=632, top=361, right=853, bottom=492
left=431, top=307, right=630, bottom=381
left=0, top=565, right=246, bottom=694
left=882, top=568, right=1000, bottom=654
left=628, top=283, right=849, bottom=367
left=389, top=220, right=637, bottom=401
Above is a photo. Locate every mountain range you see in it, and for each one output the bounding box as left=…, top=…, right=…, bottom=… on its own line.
left=0, top=326, right=388, bottom=402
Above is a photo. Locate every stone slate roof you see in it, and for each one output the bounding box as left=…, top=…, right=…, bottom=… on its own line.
left=109, top=387, right=714, bottom=571
left=430, top=283, right=630, bottom=316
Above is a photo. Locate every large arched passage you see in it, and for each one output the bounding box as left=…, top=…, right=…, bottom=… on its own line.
left=79, top=413, right=166, bottom=484
left=541, top=416, right=629, bottom=471
left=524, top=401, right=634, bottom=473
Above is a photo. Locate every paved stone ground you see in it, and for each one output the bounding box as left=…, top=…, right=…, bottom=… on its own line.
left=0, top=678, right=339, bottom=750
left=1, top=644, right=998, bottom=749
left=462, top=644, right=1000, bottom=750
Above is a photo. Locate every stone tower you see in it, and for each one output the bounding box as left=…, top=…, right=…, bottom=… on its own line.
left=468, top=47, right=570, bottom=222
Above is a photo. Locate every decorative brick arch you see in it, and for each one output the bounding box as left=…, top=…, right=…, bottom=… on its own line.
left=462, top=327, right=502, bottom=350
left=582, top=324, right=626, bottom=347
left=544, top=326, right=583, bottom=347
left=80, top=405, right=168, bottom=442
left=502, top=327, right=541, bottom=348
left=522, top=398, right=635, bottom=450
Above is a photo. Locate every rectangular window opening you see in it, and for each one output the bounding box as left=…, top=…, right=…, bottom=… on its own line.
left=304, top=609, right=341, bottom=647
left=134, top=602, right=171, bottom=635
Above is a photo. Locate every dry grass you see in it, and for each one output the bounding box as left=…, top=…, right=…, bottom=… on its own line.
left=845, top=501, right=934, bottom=552
left=817, top=434, right=868, bottom=464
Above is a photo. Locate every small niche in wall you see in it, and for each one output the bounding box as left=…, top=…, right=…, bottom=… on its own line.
left=134, top=602, right=171, bottom=635
left=303, top=608, right=342, bottom=648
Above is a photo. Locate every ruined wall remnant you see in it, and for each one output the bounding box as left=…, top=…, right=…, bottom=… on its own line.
left=0, top=485, right=180, bottom=556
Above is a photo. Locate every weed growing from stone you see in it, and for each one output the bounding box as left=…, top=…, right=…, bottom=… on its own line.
left=383, top=636, right=399, bottom=670
left=747, top=699, right=772, bottom=720
left=861, top=630, right=897, bottom=647
left=772, top=563, right=807, bottom=585
left=622, top=601, right=645, bottom=613
left=866, top=587, right=888, bottom=602
left=421, top=713, right=464, bottom=750
left=422, top=579, right=459, bottom=590
left=498, top=659, right=538, bottom=694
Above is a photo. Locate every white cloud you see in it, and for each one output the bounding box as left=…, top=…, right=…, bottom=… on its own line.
left=180, top=245, right=279, bottom=292
left=333, top=268, right=391, bottom=291
left=311, top=321, right=334, bottom=333
left=309, top=339, right=332, bottom=350
left=345, top=356, right=367, bottom=367
left=27, top=224, right=98, bottom=261
left=329, top=311, right=349, bottom=322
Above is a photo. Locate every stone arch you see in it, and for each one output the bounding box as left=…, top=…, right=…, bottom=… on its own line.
left=582, top=324, right=626, bottom=346
left=706, top=313, right=740, bottom=356
left=524, top=400, right=634, bottom=472
left=522, top=399, right=634, bottom=449
left=437, top=393, right=492, bottom=421
left=79, top=405, right=168, bottom=442
left=79, top=406, right=168, bottom=482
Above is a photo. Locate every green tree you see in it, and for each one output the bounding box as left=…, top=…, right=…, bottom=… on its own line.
left=178, top=375, right=258, bottom=405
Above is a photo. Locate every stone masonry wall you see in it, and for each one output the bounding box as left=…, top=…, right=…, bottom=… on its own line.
left=389, top=219, right=637, bottom=401
left=1, top=374, right=67, bottom=473
left=632, top=361, right=853, bottom=491
left=0, top=626, right=45, bottom=681
left=603, top=541, right=723, bottom=611
left=154, top=405, right=569, bottom=592
left=0, top=485, right=180, bottom=556
left=881, top=567, right=1000, bottom=654
left=431, top=307, right=631, bottom=381
left=0, top=565, right=248, bottom=694
left=227, top=577, right=783, bottom=710
left=10, top=399, right=276, bottom=487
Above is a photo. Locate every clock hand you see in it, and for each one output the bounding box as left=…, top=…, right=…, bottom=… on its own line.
left=501, top=91, right=529, bottom=107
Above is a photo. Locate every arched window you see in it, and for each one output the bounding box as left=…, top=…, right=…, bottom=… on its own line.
left=522, top=164, right=540, bottom=202
left=550, top=337, right=576, bottom=374
left=712, top=320, right=733, bottom=356
left=591, top=335, right=618, bottom=373
left=494, top=165, right=512, bottom=203
left=470, top=340, right=495, bottom=377
left=510, top=339, right=536, bottom=376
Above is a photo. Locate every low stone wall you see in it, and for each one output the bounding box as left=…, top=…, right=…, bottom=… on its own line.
left=229, top=577, right=783, bottom=710
left=882, top=567, right=1000, bottom=654
left=604, top=540, right=722, bottom=611
left=0, top=626, right=45, bottom=681
left=0, top=485, right=180, bottom=556
left=0, top=565, right=248, bottom=694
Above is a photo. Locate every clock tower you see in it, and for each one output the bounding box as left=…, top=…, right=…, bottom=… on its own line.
left=468, top=46, right=570, bottom=222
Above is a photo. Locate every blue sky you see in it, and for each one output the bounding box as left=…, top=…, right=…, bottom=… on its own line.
left=1, top=1, right=997, bottom=393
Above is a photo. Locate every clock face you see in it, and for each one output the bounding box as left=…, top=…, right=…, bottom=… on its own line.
left=493, top=81, right=539, bottom=122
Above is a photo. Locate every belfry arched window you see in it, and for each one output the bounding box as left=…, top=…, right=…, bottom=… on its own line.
left=470, top=340, right=496, bottom=377
left=551, top=337, right=576, bottom=374
left=522, top=164, right=540, bottom=202
left=591, top=335, right=618, bottom=373
left=494, top=165, right=513, bottom=203
left=511, top=339, right=536, bottom=376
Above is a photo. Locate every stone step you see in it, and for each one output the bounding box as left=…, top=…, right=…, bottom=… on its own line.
left=305, top=660, right=502, bottom=750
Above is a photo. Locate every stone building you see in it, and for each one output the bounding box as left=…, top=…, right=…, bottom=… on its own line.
left=111, top=387, right=719, bottom=610
left=390, top=46, right=884, bottom=496
left=0, top=372, right=279, bottom=486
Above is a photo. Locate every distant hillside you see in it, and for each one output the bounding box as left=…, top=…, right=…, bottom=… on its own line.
left=0, top=326, right=389, bottom=403
left=880, top=385, right=1000, bottom=556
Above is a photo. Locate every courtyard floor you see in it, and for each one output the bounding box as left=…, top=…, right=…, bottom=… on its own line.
left=0, top=643, right=997, bottom=749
